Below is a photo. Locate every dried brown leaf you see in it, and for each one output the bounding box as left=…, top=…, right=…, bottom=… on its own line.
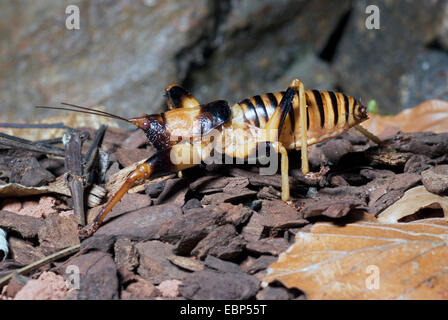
left=377, top=186, right=448, bottom=223
left=363, top=100, right=448, bottom=136
left=263, top=218, right=448, bottom=299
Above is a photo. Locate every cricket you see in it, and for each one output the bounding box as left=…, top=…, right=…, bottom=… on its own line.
left=38, top=78, right=380, bottom=238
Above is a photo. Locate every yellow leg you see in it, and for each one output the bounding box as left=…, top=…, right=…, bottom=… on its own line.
left=279, top=144, right=290, bottom=202
left=295, top=79, right=309, bottom=175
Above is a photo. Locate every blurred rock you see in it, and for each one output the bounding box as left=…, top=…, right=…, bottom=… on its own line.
left=0, top=0, right=212, bottom=121
left=399, top=51, right=448, bottom=109
left=334, top=0, right=447, bottom=114
left=189, top=0, right=350, bottom=103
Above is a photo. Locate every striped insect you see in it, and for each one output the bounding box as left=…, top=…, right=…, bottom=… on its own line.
left=38, top=79, right=379, bottom=238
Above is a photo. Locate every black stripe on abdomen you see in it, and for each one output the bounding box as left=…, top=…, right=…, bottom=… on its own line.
left=253, top=95, right=269, bottom=122
left=241, top=98, right=260, bottom=127
left=343, top=94, right=350, bottom=122
left=312, top=90, right=325, bottom=128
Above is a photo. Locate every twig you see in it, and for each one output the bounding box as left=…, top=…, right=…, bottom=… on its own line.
left=63, top=130, right=86, bottom=225
left=84, top=125, right=107, bottom=175
left=0, top=132, right=65, bottom=157
left=0, top=244, right=80, bottom=288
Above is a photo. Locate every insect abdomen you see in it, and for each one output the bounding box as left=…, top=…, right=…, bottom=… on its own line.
left=236, top=90, right=361, bottom=148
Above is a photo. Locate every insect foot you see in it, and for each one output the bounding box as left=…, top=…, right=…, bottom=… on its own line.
left=78, top=222, right=100, bottom=240
left=304, top=165, right=330, bottom=182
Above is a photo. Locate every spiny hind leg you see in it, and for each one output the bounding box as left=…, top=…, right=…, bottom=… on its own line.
left=164, top=84, right=200, bottom=178
left=79, top=144, right=201, bottom=238
left=165, top=84, right=200, bottom=109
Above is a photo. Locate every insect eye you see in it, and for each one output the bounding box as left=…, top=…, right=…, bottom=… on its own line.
left=355, top=103, right=367, bottom=120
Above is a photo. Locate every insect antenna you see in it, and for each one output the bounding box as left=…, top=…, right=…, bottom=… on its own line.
left=36, top=102, right=131, bottom=123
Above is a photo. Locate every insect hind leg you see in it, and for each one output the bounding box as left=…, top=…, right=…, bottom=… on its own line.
left=79, top=144, right=200, bottom=238
left=165, top=84, right=200, bottom=109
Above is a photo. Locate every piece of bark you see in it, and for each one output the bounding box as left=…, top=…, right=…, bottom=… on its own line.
left=241, top=213, right=265, bottom=242
left=204, top=255, right=243, bottom=274
left=179, top=270, right=259, bottom=300
left=86, top=192, right=152, bottom=224
left=80, top=234, right=116, bottom=253
left=121, top=277, right=158, bottom=299
left=201, top=188, right=257, bottom=205
left=367, top=172, right=421, bottom=215
left=168, top=206, right=228, bottom=255
left=114, top=238, right=139, bottom=271
left=246, top=238, right=290, bottom=256
left=154, top=178, right=188, bottom=206
left=189, top=175, right=231, bottom=194
left=182, top=198, right=202, bottom=211
left=242, top=255, right=278, bottom=275
left=62, top=251, right=119, bottom=300
left=114, top=147, right=154, bottom=168
left=96, top=204, right=183, bottom=241
left=421, top=165, right=448, bottom=196
left=121, top=129, right=149, bottom=149
left=37, top=215, right=80, bottom=255
left=0, top=210, right=44, bottom=238
left=136, top=240, right=188, bottom=285
left=257, top=186, right=281, bottom=200
left=220, top=203, right=253, bottom=227
left=321, top=138, right=352, bottom=164
left=8, top=237, right=45, bottom=265
left=404, top=154, right=433, bottom=174
left=191, top=224, right=245, bottom=261
left=301, top=186, right=367, bottom=219
left=256, top=286, right=291, bottom=300
left=4, top=274, right=29, bottom=298
left=365, top=147, right=413, bottom=166
left=9, top=157, right=55, bottom=187
left=228, top=167, right=283, bottom=189
left=144, top=180, right=167, bottom=198
left=168, top=256, right=205, bottom=272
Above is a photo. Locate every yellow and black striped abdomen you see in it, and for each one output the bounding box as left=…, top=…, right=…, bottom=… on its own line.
left=236, top=92, right=286, bottom=129
left=234, top=89, right=367, bottom=150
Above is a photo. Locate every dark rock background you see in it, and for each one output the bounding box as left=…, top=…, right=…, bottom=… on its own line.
left=0, top=0, right=447, bottom=121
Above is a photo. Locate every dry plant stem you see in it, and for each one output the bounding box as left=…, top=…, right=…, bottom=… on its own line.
left=83, top=125, right=107, bottom=175
left=64, top=130, right=86, bottom=226
left=0, top=132, right=65, bottom=157
left=0, top=244, right=80, bottom=289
